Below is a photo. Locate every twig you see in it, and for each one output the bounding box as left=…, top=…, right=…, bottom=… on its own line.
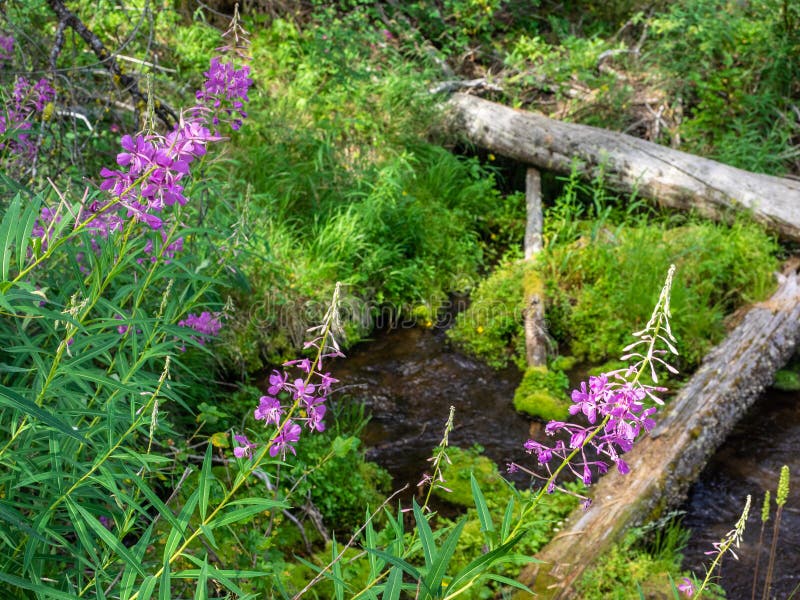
left=45, top=0, right=177, bottom=127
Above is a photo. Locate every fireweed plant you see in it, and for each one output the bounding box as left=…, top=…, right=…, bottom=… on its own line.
left=509, top=264, right=678, bottom=508
left=0, top=12, right=277, bottom=598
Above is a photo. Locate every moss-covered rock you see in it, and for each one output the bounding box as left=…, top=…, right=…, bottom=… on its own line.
left=773, top=368, right=800, bottom=391
left=513, top=365, right=571, bottom=421
left=433, top=445, right=505, bottom=507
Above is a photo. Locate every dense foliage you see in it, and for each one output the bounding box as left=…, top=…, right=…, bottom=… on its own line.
left=0, top=0, right=795, bottom=597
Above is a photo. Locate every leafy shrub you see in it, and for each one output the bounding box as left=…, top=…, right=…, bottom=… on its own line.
left=649, top=0, right=800, bottom=174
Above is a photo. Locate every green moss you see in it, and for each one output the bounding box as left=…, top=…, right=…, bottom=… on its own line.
left=447, top=255, right=531, bottom=369
left=773, top=368, right=800, bottom=391
left=513, top=366, right=571, bottom=421
left=433, top=445, right=504, bottom=507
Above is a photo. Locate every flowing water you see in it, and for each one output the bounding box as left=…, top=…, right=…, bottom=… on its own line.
left=328, top=325, right=799, bottom=597
left=680, top=389, right=800, bottom=599
left=331, top=324, right=534, bottom=490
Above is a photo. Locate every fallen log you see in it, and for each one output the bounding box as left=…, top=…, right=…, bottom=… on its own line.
left=446, top=93, right=800, bottom=242
left=523, top=167, right=547, bottom=367
left=516, top=271, right=800, bottom=598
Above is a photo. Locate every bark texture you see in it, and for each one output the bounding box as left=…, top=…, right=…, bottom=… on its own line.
left=523, top=168, right=547, bottom=367
left=515, top=271, right=800, bottom=598
left=447, top=94, right=800, bottom=242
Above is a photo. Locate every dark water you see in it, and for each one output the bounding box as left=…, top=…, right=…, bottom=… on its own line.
left=329, top=325, right=799, bottom=598
left=680, top=390, right=800, bottom=599
left=331, top=325, right=534, bottom=490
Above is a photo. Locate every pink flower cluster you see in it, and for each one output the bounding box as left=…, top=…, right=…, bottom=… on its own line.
left=196, top=57, right=252, bottom=130
left=94, top=116, right=221, bottom=233
left=512, top=369, right=665, bottom=505
left=33, top=54, right=253, bottom=256
left=178, top=311, right=223, bottom=345
left=0, top=34, right=13, bottom=62
left=234, top=332, right=343, bottom=461
left=1, top=75, right=55, bottom=167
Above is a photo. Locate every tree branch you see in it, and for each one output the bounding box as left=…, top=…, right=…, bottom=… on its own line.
left=45, top=0, right=177, bottom=128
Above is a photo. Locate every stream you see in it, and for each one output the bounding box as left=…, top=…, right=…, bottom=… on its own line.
left=329, top=325, right=799, bottom=598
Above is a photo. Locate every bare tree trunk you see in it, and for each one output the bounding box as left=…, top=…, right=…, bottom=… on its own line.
left=514, top=271, right=800, bottom=598
left=446, top=93, right=800, bottom=242
left=523, top=168, right=547, bottom=367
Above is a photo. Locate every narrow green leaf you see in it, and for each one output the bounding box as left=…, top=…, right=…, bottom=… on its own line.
left=447, top=532, right=527, bottom=592
left=364, top=548, right=421, bottom=582
left=365, top=509, right=382, bottom=579
left=164, top=489, right=199, bottom=561
left=0, top=384, right=86, bottom=443
left=198, top=443, right=213, bottom=521
left=0, top=194, right=21, bottom=280
left=193, top=559, right=209, bottom=600
left=159, top=557, right=171, bottom=600
left=120, top=524, right=154, bottom=600
left=425, top=518, right=466, bottom=595
left=212, top=498, right=287, bottom=529
left=500, top=496, right=515, bottom=543
left=471, top=474, right=494, bottom=533
left=485, top=574, right=534, bottom=592
left=65, top=500, right=101, bottom=566
left=412, top=498, right=435, bottom=570
left=17, top=197, right=39, bottom=273
left=332, top=536, right=345, bottom=600
left=0, top=570, right=78, bottom=599
left=72, top=502, right=146, bottom=576
left=0, top=500, right=48, bottom=544
left=381, top=566, right=403, bottom=600
left=137, top=576, right=158, bottom=600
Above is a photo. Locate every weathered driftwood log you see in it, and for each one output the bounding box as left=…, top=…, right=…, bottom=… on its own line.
left=523, top=168, right=547, bottom=367
left=447, top=94, right=800, bottom=242
left=515, top=271, right=800, bottom=599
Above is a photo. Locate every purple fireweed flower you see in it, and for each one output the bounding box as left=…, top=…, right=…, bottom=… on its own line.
left=114, top=314, right=128, bottom=335
left=195, top=57, right=252, bottom=130
left=178, top=311, right=222, bottom=346
left=318, top=372, right=338, bottom=392
left=517, top=358, right=670, bottom=494
left=269, top=421, right=301, bottom=460
left=233, top=434, right=258, bottom=459
left=677, top=577, right=694, bottom=597
left=284, top=357, right=312, bottom=373
left=268, top=370, right=288, bottom=395
left=1, top=76, right=55, bottom=166
left=293, top=378, right=315, bottom=403
left=254, top=395, right=283, bottom=425
left=304, top=400, right=326, bottom=432
left=0, top=35, right=13, bottom=62
left=517, top=266, right=679, bottom=503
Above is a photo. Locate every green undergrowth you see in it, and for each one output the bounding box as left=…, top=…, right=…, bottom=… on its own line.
left=772, top=352, right=800, bottom=391
left=192, top=15, right=517, bottom=371
left=577, top=518, right=726, bottom=599
left=449, top=172, right=779, bottom=375
left=432, top=445, right=581, bottom=599
left=512, top=365, right=571, bottom=421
